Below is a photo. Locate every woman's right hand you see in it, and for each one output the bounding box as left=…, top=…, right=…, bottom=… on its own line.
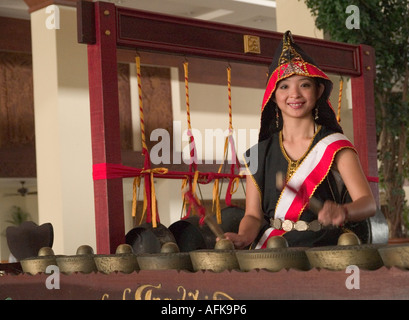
left=220, top=175, right=263, bottom=250
left=223, top=232, right=253, bottom=250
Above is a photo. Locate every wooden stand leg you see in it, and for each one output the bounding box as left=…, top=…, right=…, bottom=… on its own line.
left=87, top=2, right=125, bottom=254
left=351, top=45, right=379, bottom=205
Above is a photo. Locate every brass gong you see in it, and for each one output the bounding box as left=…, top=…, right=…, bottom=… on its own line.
left=189, top=238, right=238, bottom=273
left=189, top=249, right=238, bottom=273
left=94, top=244, right=139, bottom=274
left=137, top=241, right=193, bottom=271
left=20, top=247, right=58, bottom=275
left=378, top=243, right=409, bottom=269
left=235, top=236, right=311, bottom=272
left=306, top=233, right=384, bottom=271
left=56, top=245, right=97, bottom=274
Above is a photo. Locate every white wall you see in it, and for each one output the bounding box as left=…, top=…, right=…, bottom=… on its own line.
left=30, top=6, right=95, bottom=255
left=276, top=0, right=323, bottom=38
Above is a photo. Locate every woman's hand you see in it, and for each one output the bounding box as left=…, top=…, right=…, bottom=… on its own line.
left=222, top=232, right=253, bottom=250
left=223, top=175, right=264, bottom=250
left=327, top=148, right=377, bottom=224
left=318, top=200, right=348, bottom=226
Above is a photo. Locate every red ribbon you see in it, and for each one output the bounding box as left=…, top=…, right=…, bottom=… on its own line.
left=93, top=162, right=379, bottom=184
left=92, top=163, right=143, bottom=180
left=92, top=163, right=243, bottom=182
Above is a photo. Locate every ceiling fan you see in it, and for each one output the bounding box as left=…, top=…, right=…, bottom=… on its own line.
left=5, top=181, right=38, bottom=197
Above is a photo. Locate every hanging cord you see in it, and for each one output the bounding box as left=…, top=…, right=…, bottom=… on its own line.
left=132, top=54, right=146, bottom=224
left=227, top=65, right=233, bottom=131
left=212, top=65, right=242, bottom=224
left=337, top=76, right=344, bottom=123
left=180, top=59, right=202, bottom=218
left=183, top=61, right=191, bottom=132
left=135, top=54, right=148, bottom=154
left=181, top=171, right=201, bottom=218
left=133, top=54, right=161, bottom=228
left=132, top=175, right=144, bottom=226
left=183, top=188, right=206, bottom=225
left=183, top=60, right=199, bottom=171
left=225, top=65, right=245, bottom=208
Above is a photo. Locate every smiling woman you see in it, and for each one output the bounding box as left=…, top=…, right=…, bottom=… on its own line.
left=273, top=75, right=324, bottom=120
left=224, top=31, right=376, bottom=249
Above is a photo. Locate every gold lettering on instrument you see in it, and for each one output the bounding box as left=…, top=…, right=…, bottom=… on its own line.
left=188, top=289, right=200, bottom=300
left=100, top=283, right=234, bottom=300
left=122, top=288, right=131, bottom=300
left=177, top=285, right=186, bottom=300
left=134, top=284, right=162, bottom=300
left=213, top=291, right=234, bottom=300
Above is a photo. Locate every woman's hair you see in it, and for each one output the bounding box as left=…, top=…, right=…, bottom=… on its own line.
left=313, top=78, right=343, bottom=134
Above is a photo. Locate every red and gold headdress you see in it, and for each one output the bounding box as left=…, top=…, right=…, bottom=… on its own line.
left=259, top=31, right=342, bottom=141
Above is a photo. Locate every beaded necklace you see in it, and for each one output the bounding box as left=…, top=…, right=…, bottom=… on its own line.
left=279, top=125, right=321, bottom=181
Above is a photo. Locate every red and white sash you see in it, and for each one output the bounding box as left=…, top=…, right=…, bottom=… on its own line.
left=255, top=133, right=355, bottom=249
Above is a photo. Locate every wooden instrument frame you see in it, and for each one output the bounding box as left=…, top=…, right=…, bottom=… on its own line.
left=77, top=0, right=378, bottom=254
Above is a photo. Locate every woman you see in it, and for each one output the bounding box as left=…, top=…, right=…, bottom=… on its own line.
left=225, top=31, right=376, bottom=249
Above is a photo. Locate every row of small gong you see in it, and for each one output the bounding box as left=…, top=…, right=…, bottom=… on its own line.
left=20, top=232, right=409, bottom=275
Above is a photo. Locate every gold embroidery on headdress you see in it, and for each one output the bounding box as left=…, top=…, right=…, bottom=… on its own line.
left=278, top=32, right=309, bottom=78
left=279, top=32, right=303, bottom=65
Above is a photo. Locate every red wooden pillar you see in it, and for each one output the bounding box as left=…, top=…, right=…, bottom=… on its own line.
left=87, top=1, right=125, bottom=254
left=351, top=44, right=379, bottom=205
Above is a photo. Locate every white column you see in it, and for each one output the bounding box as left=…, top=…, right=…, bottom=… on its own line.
left=30, top=5, right=95, bottom=255
left=275, top=0, right=323, bottom=38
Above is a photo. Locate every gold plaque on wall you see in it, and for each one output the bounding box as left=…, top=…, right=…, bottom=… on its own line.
left=243, top=35, right=261, bottom=54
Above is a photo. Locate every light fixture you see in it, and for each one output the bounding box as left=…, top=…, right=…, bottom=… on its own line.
left=194, top=9, right=234, bottom=20
left=233, top=0, right=277, bottom=8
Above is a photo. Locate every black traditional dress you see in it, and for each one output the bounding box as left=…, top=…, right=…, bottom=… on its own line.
left=243, top=31, right=370, bottom=248
left=245, top=125, right=371, bottom=248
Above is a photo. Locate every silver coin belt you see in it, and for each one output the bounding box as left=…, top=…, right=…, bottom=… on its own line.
left=270, top=218, right=322, bottom=232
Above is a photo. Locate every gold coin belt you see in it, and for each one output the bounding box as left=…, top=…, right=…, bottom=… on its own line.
left=270, top=218, right=322, bottom=232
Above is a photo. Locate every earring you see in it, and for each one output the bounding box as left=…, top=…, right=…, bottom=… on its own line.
left=314, top=107, right=319, bottom=121
left=275, top=106, right=279, bottom=128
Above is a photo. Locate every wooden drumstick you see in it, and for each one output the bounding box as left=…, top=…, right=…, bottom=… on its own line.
left=204, top=215, right=226, bottom=239
left=204, top=215, right=236, bottom=250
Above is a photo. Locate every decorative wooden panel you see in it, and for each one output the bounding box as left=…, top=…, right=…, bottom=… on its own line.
left=2, top=267, right=409, bottom=300
left=140, top=66, right=173, bottom=153
left=0, top=51, right=141, bottom=177
left=0, top=17, right=31, bottom=53
left=0, top=17, right=34, bottom=177
left=117, top=63, right=133, bottom=150
left=0, top=52, right=35, bottom=148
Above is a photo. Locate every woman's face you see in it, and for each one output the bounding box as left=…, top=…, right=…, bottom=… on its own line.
left=273, top=75, right=324, bottom=121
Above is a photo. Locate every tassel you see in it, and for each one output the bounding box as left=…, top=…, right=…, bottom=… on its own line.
left=337, top=77, right=344, bottom=123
